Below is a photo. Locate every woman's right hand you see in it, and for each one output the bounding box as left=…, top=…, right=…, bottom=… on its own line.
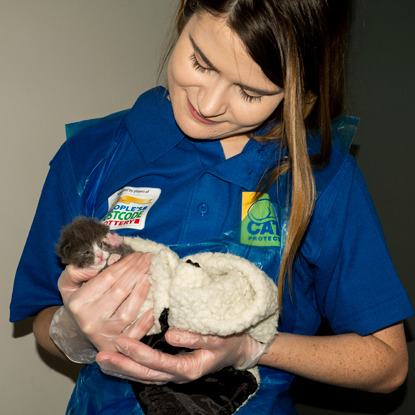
left=56, top=252, right=153, bottom=354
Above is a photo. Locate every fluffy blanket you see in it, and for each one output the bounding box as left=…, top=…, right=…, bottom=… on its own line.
left=123, top=236, right=279, bottom=415
left=123, top=236, right=279, bottom=344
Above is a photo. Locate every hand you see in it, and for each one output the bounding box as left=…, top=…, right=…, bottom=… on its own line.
left=57, top=252, right=153, bottom=353
left=96, top=329, right=269, bottom=384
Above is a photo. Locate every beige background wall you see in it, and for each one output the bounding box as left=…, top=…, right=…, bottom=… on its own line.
left=1, top=1, right=175, bottom=413
left=2, top=1, right=414, bottom=414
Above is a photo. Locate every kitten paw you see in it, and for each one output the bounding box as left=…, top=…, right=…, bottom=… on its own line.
left=107, top=253, right=122, bottom=266
left=103, top=232, right=124, bottom=248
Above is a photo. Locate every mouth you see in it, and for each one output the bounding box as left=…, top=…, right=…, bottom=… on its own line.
left=187, top=99, right=218, bottom=125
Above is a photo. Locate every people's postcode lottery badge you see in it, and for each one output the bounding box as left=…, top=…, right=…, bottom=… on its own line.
left=102, top=187, right=161, bottom=231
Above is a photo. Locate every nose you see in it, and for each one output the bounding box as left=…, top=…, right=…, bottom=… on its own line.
left=197, top=81, right=227, bottom=119
left=96, top=250, right=104, bottom=261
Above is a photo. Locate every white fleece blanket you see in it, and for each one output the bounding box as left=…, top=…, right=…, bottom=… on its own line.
left=124, top=236, right=279, bottom=344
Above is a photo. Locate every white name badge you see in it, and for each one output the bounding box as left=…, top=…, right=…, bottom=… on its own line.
left=102, top=186, right=161, bottom=231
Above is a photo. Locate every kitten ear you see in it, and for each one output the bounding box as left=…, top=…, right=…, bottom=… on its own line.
left=59, top=243, right=72, bottom=263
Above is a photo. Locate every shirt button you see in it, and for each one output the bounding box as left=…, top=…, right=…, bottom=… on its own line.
left=197, top=202, right=209, bottom=216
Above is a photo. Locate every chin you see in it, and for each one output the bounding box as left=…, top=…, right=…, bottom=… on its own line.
left=173, top=111, right=212, bottom=139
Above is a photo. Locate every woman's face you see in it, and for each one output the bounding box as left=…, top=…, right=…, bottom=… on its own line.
left=167, top=12, right=284, bottom=144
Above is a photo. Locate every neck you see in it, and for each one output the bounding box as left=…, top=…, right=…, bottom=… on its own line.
left=220, top=135, right=250, bottom=159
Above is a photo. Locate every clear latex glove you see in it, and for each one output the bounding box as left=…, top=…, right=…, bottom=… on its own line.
left=50, top=252, right=153, bottom=362
left=96, top=328, right=271, bottom=384
left=50, top=305, right=98, bottom=363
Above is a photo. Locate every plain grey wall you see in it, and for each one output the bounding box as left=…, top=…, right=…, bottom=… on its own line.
left=3, top=1, right=414, bottom=414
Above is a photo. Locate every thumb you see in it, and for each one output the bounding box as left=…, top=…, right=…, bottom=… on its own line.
left=58, top=265, right=98, bottom=292
left=165, top=329, right=220, bottom=349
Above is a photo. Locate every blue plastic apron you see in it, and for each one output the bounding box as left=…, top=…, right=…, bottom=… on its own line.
left=64, top=113, right=358, bottom=414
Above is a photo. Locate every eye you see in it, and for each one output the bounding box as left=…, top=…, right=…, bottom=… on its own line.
left=190, top=52, right=263, bottom=104
left=238, top=88, right=263, bottom=103
left=190, top=54, right=211, bottom=74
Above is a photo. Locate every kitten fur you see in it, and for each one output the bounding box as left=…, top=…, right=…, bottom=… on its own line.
left=56, top=216, right=134, bottom=270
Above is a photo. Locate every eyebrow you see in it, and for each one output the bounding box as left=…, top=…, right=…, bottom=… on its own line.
left=189, top=34, right=283, bottom=96
left=189, top=34, right=220, bottom=72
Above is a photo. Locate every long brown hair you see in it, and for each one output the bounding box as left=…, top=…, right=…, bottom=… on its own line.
left=173, top=0, right=352, bottom=306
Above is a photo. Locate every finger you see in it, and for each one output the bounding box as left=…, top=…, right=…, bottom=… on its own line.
left=114, top=336, right=204, bottom=380
left=97, top=364, right=166, bottom=385
left=100, top=257, right=152, bottom=316
left=91, top=252, right=148, bottom=289
left=61, top=251, right=151, bottom=296
left=165, top=329, right=222, bottom=350
left=58, top=266, right=98, bottom=293
left=102, top=251, right=152, bottom=291
left=73, top=253, right=151, bottom=312
left=123, top=309, right=155, bottom=339
left=67, top=254, right=152, bottom=324
left=96, top=350, right=179, bottom=384
left=114, top=272, right=152, bottom=325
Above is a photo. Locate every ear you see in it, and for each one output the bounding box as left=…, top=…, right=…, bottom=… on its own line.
left=62, top=243, right=72, bottom=258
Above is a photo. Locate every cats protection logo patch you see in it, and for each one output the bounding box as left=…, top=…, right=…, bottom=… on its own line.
left=102, top=187, right=161, bottom=231
left=240, top=192, right=280, bottom=247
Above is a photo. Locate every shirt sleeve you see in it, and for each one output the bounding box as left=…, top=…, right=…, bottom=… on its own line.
left=10, top=144, right=82, bottom=322
left=304, top=155, right=414, bottom=335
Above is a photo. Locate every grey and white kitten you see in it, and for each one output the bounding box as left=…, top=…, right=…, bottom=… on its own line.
left=56, top=216, right=134, bottom=270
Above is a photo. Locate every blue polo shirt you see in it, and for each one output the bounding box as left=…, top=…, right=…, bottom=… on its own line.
left=10, top=87, right=414, bottom=414
left=10, top=87, right=283, bottom=322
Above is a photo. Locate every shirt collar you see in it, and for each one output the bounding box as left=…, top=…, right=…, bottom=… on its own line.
left=207, top=139, right=281, bottom=191
left=125, top=86, right=280, bottom=190
left=125, top=87, right=185, bottom=163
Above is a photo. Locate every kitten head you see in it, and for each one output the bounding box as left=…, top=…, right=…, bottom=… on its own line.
left=56, top=216, right=110, bottom=268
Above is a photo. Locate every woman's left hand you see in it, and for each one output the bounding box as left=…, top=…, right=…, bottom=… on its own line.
left=95, top=329, right=268, bottom=384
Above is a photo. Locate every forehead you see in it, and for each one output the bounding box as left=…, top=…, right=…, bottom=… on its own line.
left=186, top=12, right=277, bottom=89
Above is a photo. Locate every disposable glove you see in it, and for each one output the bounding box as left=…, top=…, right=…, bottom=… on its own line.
left=96, top=328, right=272, bottom=384
left=50, top=305, right=98, bottom=364
left=50, top=252, right=153, bottom=363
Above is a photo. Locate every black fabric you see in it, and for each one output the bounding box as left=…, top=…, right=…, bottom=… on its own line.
left=130, top=309, right=258, bottom=415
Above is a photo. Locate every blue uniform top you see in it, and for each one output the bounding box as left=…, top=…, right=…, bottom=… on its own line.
left=10, top=87, right=414, bottom=414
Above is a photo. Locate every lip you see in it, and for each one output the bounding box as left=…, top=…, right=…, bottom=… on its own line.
left=187, top=99, right=218, bottom=125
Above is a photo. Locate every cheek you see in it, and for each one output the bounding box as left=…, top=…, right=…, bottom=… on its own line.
left=166, top=58, right=178, bottom=91
left=167, top=49, right=197, bottom=91
left=232, top=97, right=283, bottom=127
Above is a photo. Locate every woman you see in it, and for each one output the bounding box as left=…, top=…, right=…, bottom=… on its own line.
left=10, top=0, right=413, bottom=413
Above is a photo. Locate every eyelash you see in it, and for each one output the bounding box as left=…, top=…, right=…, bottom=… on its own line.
left=239, top=89, right=262, bottom=103
left=190, top=54, right=211, bottom=73
left=189, top=54, right=263, bottom=104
